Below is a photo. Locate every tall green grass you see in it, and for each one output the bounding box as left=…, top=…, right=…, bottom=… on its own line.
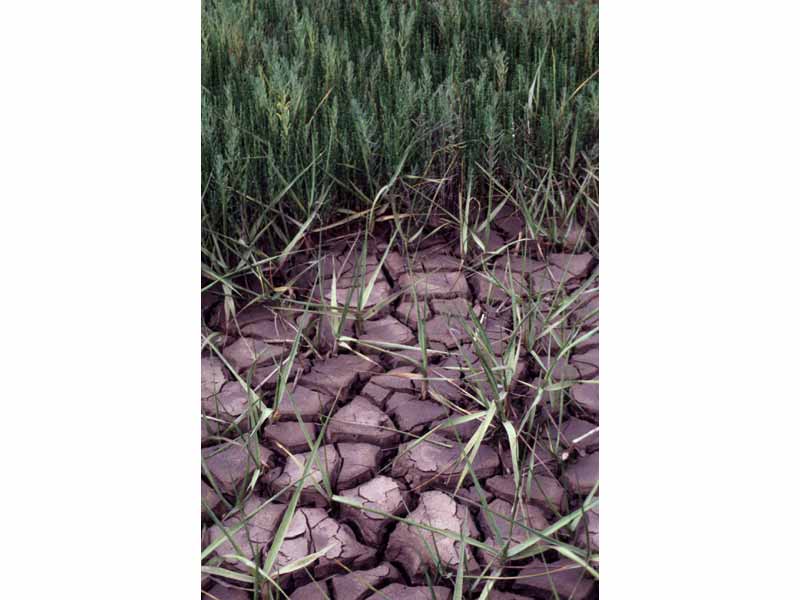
left=202, top=0, right=598, bottom=256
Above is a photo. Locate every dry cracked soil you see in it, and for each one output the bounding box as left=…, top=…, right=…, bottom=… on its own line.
left=202, top=210, right=598, bottom=599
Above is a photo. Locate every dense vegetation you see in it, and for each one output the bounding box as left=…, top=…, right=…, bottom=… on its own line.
left=202, top=0, right=598, bottom=259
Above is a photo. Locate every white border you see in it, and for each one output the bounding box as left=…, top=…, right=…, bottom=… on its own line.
left=603, top=2, right=800, bottom=598
left=1, top=2, right=799, bottom=598
left=0, top=3, right=199, bottom=597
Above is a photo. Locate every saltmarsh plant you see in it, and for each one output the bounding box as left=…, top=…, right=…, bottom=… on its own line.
left=202, top=0, right=598, bottom=258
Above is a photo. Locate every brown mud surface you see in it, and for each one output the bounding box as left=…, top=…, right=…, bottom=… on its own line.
left=202, top=211, right=599, bottom=599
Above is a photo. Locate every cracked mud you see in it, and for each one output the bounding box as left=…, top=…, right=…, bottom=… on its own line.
left=202, top=212, right=599, bottom=599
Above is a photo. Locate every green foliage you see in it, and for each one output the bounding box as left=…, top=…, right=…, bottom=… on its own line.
left=202, top=0, right=598, bottom=254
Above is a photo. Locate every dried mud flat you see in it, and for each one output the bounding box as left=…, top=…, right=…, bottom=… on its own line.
left=202, top=211, right=599, bottom=599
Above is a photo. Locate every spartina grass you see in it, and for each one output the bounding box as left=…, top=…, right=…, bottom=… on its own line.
left=202, top=0, right=598, bottom=258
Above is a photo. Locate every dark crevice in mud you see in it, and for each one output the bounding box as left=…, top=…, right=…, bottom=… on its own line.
left=380, top=261, right=396, bottom=289
left=538, top=547, right=566, bottom=564
left=348, top=378, right=369, bottom=399
left=387, top=558, right=414, bottom=587
left=324, top=578, right=336, bottom=600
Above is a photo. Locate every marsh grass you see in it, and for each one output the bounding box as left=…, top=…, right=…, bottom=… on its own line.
left=202, top=0, right=598, bottom=259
